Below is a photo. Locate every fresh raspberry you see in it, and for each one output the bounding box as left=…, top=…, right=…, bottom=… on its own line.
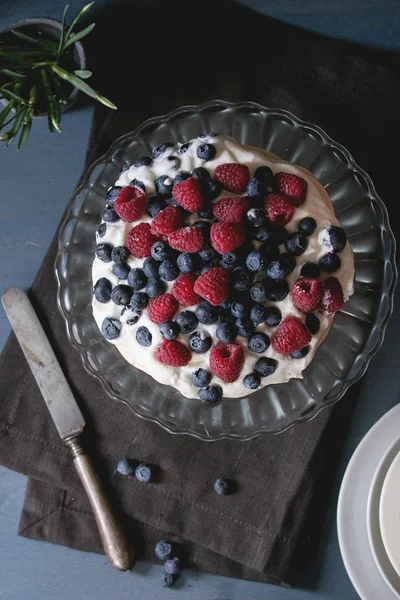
left=319, top=277, right=344, bottom=314
left=168, top=226, right=203, bottom=253
left=274, top=172, right=308, bottom=206
left=194, top=267, right=230, bottom=306
left=172, top=177, right=204, bottom=212
left=147, top=293, right=178, bottom=324
left=264, top=194, right=294, bottom=225
left=125, top=223, right=158, bottom=258
left=209, top=342, right=244, bottom=383
left=214, top=163, right=250, bottom=193
left=150, top=205, right=184, bottom=236
left=213, top=196, right=251, bottom=223
left=172, top=274, right=201, bottom=306
left=210, top=222, right=246, bottom=254
left=155, top=339, right=191, bottom=367
left=272, top=317, right=312, bottom=354
left=291, top=276, right=322, bottom=313
left=114, top=186, right=147, bottom=222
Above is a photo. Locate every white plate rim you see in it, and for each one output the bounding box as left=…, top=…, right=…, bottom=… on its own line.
left=379, top=450, right=400, bottom=580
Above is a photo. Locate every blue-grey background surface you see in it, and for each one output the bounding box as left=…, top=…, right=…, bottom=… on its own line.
left=1, top=1, right=399, bottom=598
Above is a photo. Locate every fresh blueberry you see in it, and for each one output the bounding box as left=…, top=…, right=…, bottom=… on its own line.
left=214, top=478, right=236, bottom=495
left=111, top=246, right=130, bottom=265
left=299, top=217, right=317, bottom=237
left=155, top=175, right=173, bottom=198
left=97, top=223, right=107, bottom=238
left=291, top=346, right=310, bottom=359
left=101, top=317, right=121, bottom=340
left=127, top=268, right=147, bottom=291
left=199, top=244, right=217, bottom=264
left=121, top=306, right=141, bottom=326
left=265, top=280, right=289, bottom=302
left=111, top=284, right=132, bottom=306
left=248, top=332, right=270, bottom=353
left=318, top=252, right=341, bottom=272
left=152, top=142, right=174, bottom=158
left=246, top=208, right=265, bottom=227
left=96, top=243, right=112, bottom=263
left=130, top=178, right=146, bottom=192
left=243, top=372, right=261, bottom=390
left=196, top=300, right=219, bottom=324
left=131, top=292, right=149, bottom=311
left=143, top=257, right=160, bottom=279
left=175, top=310, right=198, bottom=334
left=301, top=262, right=321, bottom=278
left=232, top=266, right=253, bottom=291
left=260, top=243, right=280, bottom=264
left=267, top=258, right=288, bottom=281
left=231, top=295, right=249, bottom=319
left=236, top=317, right=255, bottom=337
left=179, top=142, right=191, bottom=154
left=102, top=207, right=119, bottom=222
left=250, top=281, right=268, bottom=304
left=250, top=303, right=268, bottom=325
left=159, top=259, right=179, bottom=281
left=255, top=357, right=278, bottom=377
left=285, top=233, right=308, bottom=256
left=173, top=171, right=190, bottom=185
left=135, top=463, right=152, bottom=483
left=246, top=250, right=267, bottom=273
left=197, top=143, right=216, bottom=161
left=198, top=201, right=214, bottom=219
left=155, top=540, right=172, bottom=561
left=264, top=306, right=282, bottom=326
left=202, top=178, right=221, bottom=201
left=116, top=458, right=136, bottom=476
left=253, top=223, right=274, bottom=243
left=194, top=220, right=212, bottom=239
left=112, top=262, right=131, bottom=280
left=136, top=326, right=152, bottom=346
left=220, top=251, right=240, bottom=270
left=255, top=165, right=273, bottom=185
left=177, top=252, right=199, bottom=273
left=168, top=198, right=180, bottom=208
left=326, top=226, right=347, bottom=252
left=279, top=252, right=296, bottom=274
left=164, top=557, right=181, bottom=575
left=106, top=186, right=122, bottom=207
left=220, top=298, right=231, bottom=310
left=198, top=131, right=217, bottom=138
left=191, top=368, right=211, bottom=388
left=219, top=308, right=236, bottom=324
left=200, top=264, right=216, bottom=274
left=147, top=196, right=167, bottom=218
left=160, top=320, right=180, bottom=340
left=216, top=321, right=238, bottom=343
left=246, top=178, right=267, bottom=198
left=94, top=278, right=112, bottom=303
left=133, top=156, right=152, bottom=168
left=145, top=277, right=166, bottom=298
left=189, top=330, right=212, bottom=353
left=119, top=162, right=130, bottom=176
left=151, top=240, right=173, bottom=262
left=199, top=385, right=223, bottom=405
left=167, top=156, right=181, bottom=169
left=163, top=574, right=177, bottom=588
left=305, top=313, right=320, bottom=334
left=192, top=167, right=210, bottom=180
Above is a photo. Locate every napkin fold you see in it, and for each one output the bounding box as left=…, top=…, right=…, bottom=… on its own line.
left=1, top=0, right=399, bottom=586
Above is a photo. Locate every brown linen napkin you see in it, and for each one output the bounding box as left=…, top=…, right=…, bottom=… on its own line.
left=0, top=0, right=399, bottom=586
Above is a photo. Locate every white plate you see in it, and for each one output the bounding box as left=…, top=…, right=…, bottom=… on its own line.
left=367, top=438, right=400, bottom=598
left=380, top=450, right=400, bottom=579
left=337, top=403, right=400, bottom=600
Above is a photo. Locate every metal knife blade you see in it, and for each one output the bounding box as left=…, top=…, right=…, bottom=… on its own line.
left=2, top=287, right=85, bottom=440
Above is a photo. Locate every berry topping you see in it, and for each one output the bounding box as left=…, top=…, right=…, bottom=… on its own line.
left=168, top=226, right=203, bottom=253
left=130, top=178, right=146, bottom=192
left=175, top=310, right=198, bottom=334
left=319, top=252, right=341, bottom=273
left=319, top=277, right=344, bottom=314
left=272, top=317, right=312, bottom=354
left=177, top=252, right=199, bottom=273
left=106, top=186, right=122, bottom=207
left=114, top=186, right=147, bottom=222
left=196, top=300, right=220, bottom=324
left=250, top=281, right=268, bottom=304
left=151, top=240, right=174, bottom=262
left=291, top=346, right=310, bottom=359
left=299, top=217, right=317, bottom=237
left=159, top=320, right=181, bottom=340
left=267, top=258, right=290, bottom=281
left=250, top=303, right=268, bottom=325
left=126, top=223, right=158, bottom=259
left=112, top=262, right=130, bottom=280
left=264, top=306, right=282, bottom=326
left=134, top=156, right=152, bottom=167
left=173, top=172, right=190, bottom=185
left=266, top=280, right=289, bottom=302
left=147, top=293, right=178, bottom=324
left=274, top=172, right=307, bottom=206
left=152, top=142, right=174, bottom=158
left=201, top=178, right=222, bottom=201
left=325, top=226, right=347, bottom=252
left=155, top=540, right=172, bottom=561
left=172, top=274, right=200, bottom=306
left=145, top=277, right=166, bottom=298
left=255, top=165, right=273, bottom=185
left=102, top=207, right=119, bottom=222
left=214, top=478, right=236, bottom=495
left=210, top=222, right=246, bottom=254
left=246, top=207, right=265, bottom=227
left=248, top=332, right=270, bottom=353
left=301, top=262, right=321, bottom=278
left=143, top=257, right=160, bottom=279
left=192, top=167, right=210, bottom=180
left=199, top=244, right=217, bottom=264
left=159, top=258, right=180, bottom=281
left=254, top=357, right=278, bottom=377
left=94, top=278, right=112, bottom=303
left=236, top=317, right=255, bottom=337
left=179, top=142, right=191, bottom=154
left=111, top=246, right=129, bottom=265
left=285, top=232, right=308, bottom=255
left=111, top=284, right=132, bottom=306
left=199, top=384, right=223, bottom=404
left=243, top=372, right=261, bottom=390
left=135, top=463, right=153, bottom=483
left=214, top=163, right=250, bottom=193
left=136, top=326, right=152, bottom=347
left=155, top=339, right=191, bottom=366
left=213, top=196, right=251, bottom=223
left=101, top=317, right=121, bottom=340
left=191, top=368, right=211, bottom=388
left=246, top=250, right=267, bottom=273
left=189, top=330, right=212, bottom=353
left=219, top=251, right=241, bottom=270
left=209, top=342, right=244, bottom=383
left=194, top=267, right=230, bottom=306
left=216, top=321, right=238, bottom=343
left=130, top=292, right=149, bottom=311
left=97, top=223, right=107, bottom=238
left=197, top=143, right=216, bottom=161
left=246, top=178, right=267, bottom=199
left=155, top=175, right=173, bottom=198
left=172, top=177, right=204, bottom=212
left=96, top=243, right=112, bottom=263
left=151, top=205, right=184, bottom=236
left=232, top=266, right=253, bottom=291
left=164, top=557, right=181, bottom=575
left=305, top=312, right=320, bottom=334
left=147, top=196, right=167, bottom=218
left=291, top=276, right=322, bottom=313
left=264, top=194, right=294, bottom=226
left=116, top=458, right=136, bottom=476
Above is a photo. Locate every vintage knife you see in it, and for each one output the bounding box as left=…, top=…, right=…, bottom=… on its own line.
left=2, top=287, right=135, bottom=572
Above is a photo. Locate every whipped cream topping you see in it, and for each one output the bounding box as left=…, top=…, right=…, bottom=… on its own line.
left=91, top=134, right=355, bottom=399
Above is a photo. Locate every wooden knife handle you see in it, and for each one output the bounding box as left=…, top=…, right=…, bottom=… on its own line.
left=65, top=435, right=135, bottom=571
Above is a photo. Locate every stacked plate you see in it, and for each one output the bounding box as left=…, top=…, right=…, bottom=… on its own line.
left=338, top=404, right=400, bottom=599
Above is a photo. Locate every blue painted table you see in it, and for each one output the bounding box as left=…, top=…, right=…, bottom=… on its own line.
left=1, top=2, right=399, bottom=598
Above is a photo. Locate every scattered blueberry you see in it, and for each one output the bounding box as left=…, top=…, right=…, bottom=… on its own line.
left=326, top=226, right=347, bottom=252
left=130, top=178, right=146, bottom=192
left=246, top=178, right=267, bottom=198
left=243, top=372, right=261, bottom=390
left=112, top=262, right=131, bottom=280
left=199, top=385, right=223, bottom=405
left=147, top=196, right=167, bottom=218
left=189, top=330, right=212, bottom=353
left=196, top=301, right=219, bottom=324
left=179, top=142, right=191, bottom=154
left=102, top=207, right=119, bottom=222
left=201, top=178, right=221, bottom=201
left=305, top=313, right=320, bottom=334
left=152, top=142, right=174, bottom=158
left=299, top=217, right=317, bottom=237
left=143, top=257, right=160, bottom=279
left=214, top=478, right=236, bottom=495
left=94, top=278, right=112, bottom=303
left=155, top=175, right=173, bottom=198
left=191, top=368, right=212, bottom=388
left=173, top=171, right=190, bottom=185
left=285, top=233, right=308, bottom=256
left=131, top=292, right=149, bottom=311
left=97, top=222, right=107, bottom=238
left=246, top=208, right=265, bottom=227
left=136, top=326, right=152, bottom=346
left=197, top=143, right=216, bottom=161
left=318, top=252, right=341, bottom=272
left=264, top=306, right=282, bottom=326
left=135, top=463, right=152, bottom=483
left=151, top=240, right=173, bottom=262
left=265, top=280, right=289, bottom=302
left=160, top=320, right=181, bottom=340
left=250, top=281, right=268, bottom=304
left=111, top=284, right=132, bottom=306
left=194, top=220, right=212, bottom=239
left=248, top=332, right=270, bottom=353
left=175, top=310, right=198, bottom=334
left=250, top=303, right=268, bottom=325
left=246, top=250, right=267, bottom=273
left=192, top=167, right=210, bottom=180
left=163, top=574, right=177, bottom=588
left=96, top=243, right=112, bottom=263
left=133, top=156, right=152, bottom=168
left=127, top=268, right=147, bottom=291
left=220, top=251, right=240, bottom=270
left=236, top=317, right=255, bottom=337
left=231, top=296, right=249, bottom=319
left=106, top=186, right=122, bottom=207
left=111, top=246, right=130, bottom=265
left=159, top=259, right=179, bottom=281
left=164, top=557, right=181, bottom=575
left=291, top=346, right=310, bottom=359
left=119, top=162, right=130, bottom=176
left=267, top=258, right=288, bottom=281
left=155, top=540, right=172, bottom=561
left=216, top=321, right=238, bottom=343
left=198, top=201, right=214, bottom=219
left=101, top=317, right=121, bottom=340
left=255, top=357, right=278, bottom=377
left=145, top=277, right=166, bottom=298
left=116, top=458, right=136, bottom=476
left=167, top=156, right=181, bottom=169
left=232, top=266, right=253, bottom=291
left=301, top=262, right=321, bottom=278
left=177, top=252, right=199, bottom=274
left=253, top=222, right=274, bottom=243
left=255, top=165, right=273, bottom=185
left=199, top=244, right=218, bottom=264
